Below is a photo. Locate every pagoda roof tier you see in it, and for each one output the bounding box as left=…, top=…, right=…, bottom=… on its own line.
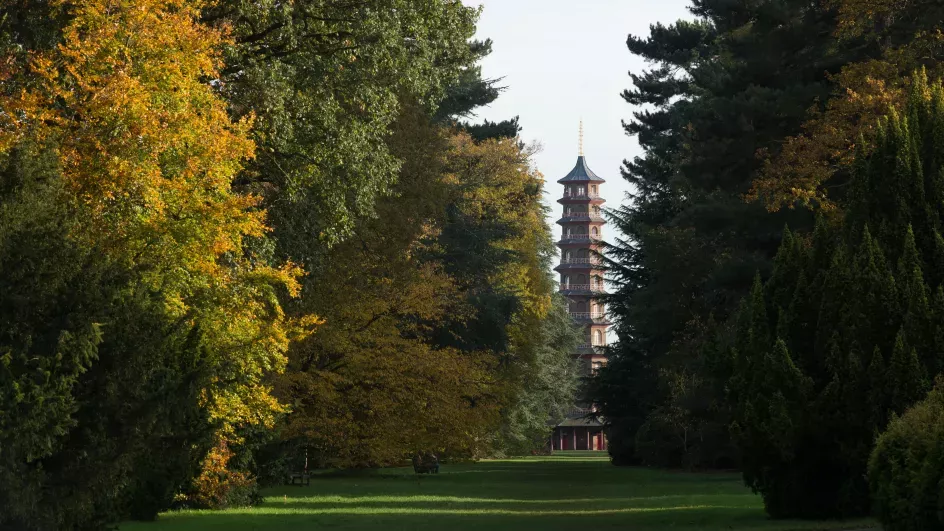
left=553, top=416, right=604, bottom=428
left=549, top=406, right=606, bottom=428
left=554, top=419, right=603, bottom=428
left=557, top=217, right=605, bottom=225
left=557, top=237, right=602, bottom=246
left=575, top=344, right=607, bottom=356
left=557, top=156, right=605, bottom=183
left=558, top=196, right=606, bottom=205
left=575, top=353, right=609, bottom=364
left=553, top=264, right=605, bottom=273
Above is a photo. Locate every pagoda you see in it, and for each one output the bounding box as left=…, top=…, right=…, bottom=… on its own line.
left=550, top=122, right=610, bottom=452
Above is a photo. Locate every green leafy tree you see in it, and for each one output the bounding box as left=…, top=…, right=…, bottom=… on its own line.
left=494, top=295, right=582, bottom=455
left=205, top=0, right=481, bottom=253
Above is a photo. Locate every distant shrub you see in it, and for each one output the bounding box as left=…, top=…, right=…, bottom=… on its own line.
left=869, top=378, right=944, bottom=531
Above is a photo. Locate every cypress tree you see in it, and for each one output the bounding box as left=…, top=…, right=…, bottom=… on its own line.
left=869, top=346, right=889, bottom=430
left=897, top=226, right=926, bottom=302
left=747, top=274, right=771, bottom=358
left=888, top=329, right=926, bottom=415
left=809, top=215, right=837, bottom=279
left=931, top=286, right=944, bottom=374
left=814, top=248, right=850, bottom=374
left=768, top=226, right=802, bottom=309
left=723, top=76, right=944, bottom=518
left=898, top=225, right=934, bottom=371
left=928, top=230, right=944, bottom=289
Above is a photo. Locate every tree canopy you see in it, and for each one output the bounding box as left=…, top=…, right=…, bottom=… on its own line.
left=0, top=0, right=573, bottom=528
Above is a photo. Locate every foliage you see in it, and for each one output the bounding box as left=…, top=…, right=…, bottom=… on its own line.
left=750, top=0, right=944, bottom=211
left=594, top=0, right=860, bottom=468
left=0, top=0, right=568, bottom=527
left=272, top=90, right=569, bottom=465
left=1, top=0, right=310, bottom=436
left=720, top=77, right=944, bottom=518
left=206, top=0, right=482, bottom=252
left=633, top=364, right=738, bottom=470
left=869, top=377, right=944, bottom=531
left=0, top=0, right=308, bottom=527
left=0, top=144, right=218, bottom=528
left=494, top=295, right=583, bottom=456
left=434, top=132, right=568, bottom=456
left=188, top=439, right=259, bottom=510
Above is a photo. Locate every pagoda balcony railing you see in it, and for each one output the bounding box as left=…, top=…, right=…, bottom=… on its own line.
left=560, top=235, right=600, bottom=243
left=562, top=192, right=603, bottom=200
left=570, top=312, right=606, bottom=320
left=561, top=284, right=605, bottom=292
left=561, top=212, right=604, bottom=221
left=560, top=257, right=602, bottom=265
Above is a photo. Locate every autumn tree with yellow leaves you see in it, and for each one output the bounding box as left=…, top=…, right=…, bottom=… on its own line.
left=0, top=0, right=572, bottom=527
left=750, top=0, right=944, bottom=212
left=0, top=0, right=308, bottom=526
left=272, top=105, right=580, bottom=468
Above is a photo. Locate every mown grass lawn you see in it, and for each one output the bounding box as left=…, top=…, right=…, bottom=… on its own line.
left=121, top=453, right=877, bottom=531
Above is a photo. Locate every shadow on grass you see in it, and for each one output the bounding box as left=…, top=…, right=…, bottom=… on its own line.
left=126, top=504, right=875, bottom=531
left=120, top=458, right=876, bottom=531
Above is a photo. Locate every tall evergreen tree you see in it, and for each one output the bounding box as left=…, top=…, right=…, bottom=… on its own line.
left=596, top=0, right=866, bottom=467
left=722, top=75, right=944, bottom=518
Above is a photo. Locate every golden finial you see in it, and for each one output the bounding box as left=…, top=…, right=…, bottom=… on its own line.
left=579, top=119, right=584, bottom=157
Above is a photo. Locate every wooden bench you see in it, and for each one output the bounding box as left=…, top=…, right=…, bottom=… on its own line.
left=287, top=472, right=310, bottom=486
left=412, top=454, right=440, bottom=474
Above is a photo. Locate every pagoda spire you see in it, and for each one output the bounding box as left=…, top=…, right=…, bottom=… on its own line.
left=578, top=119, right=584, bottom=156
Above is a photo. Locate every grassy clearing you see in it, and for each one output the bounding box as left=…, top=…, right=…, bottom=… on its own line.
left=121, top=453, right=876, bottom=531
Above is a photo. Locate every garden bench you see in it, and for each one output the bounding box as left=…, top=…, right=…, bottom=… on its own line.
left=287, top=472, right=310, bottom=486
left=412, top=454, right=440, bottom=474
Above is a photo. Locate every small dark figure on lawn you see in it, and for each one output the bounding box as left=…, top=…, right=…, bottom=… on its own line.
left=412, top=452, right=440, bottom=474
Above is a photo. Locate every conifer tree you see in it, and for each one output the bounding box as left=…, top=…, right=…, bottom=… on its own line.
left=869, top=346, right=889, bottom=429
left=888, top=330, right=926, bottom=415
left=725, top=75, right=944, bottom=518
left=595, top=0, right=864, bottom=468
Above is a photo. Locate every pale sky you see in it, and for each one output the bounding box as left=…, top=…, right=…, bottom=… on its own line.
left=462, top=0, right=694, bottom=245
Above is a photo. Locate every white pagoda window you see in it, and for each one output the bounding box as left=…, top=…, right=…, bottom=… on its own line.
left=594, top=330, right=604, bottom=346
left=591, top=227, right=599, bottom=237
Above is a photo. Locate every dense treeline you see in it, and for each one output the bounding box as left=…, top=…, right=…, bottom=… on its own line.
left=596, top=0, right=944, bottom=522
left=0, top=1, right=578, bottom=528
left=723, top=75, right=944, bottom=518
left=595, top=0, right=864, bottom=470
